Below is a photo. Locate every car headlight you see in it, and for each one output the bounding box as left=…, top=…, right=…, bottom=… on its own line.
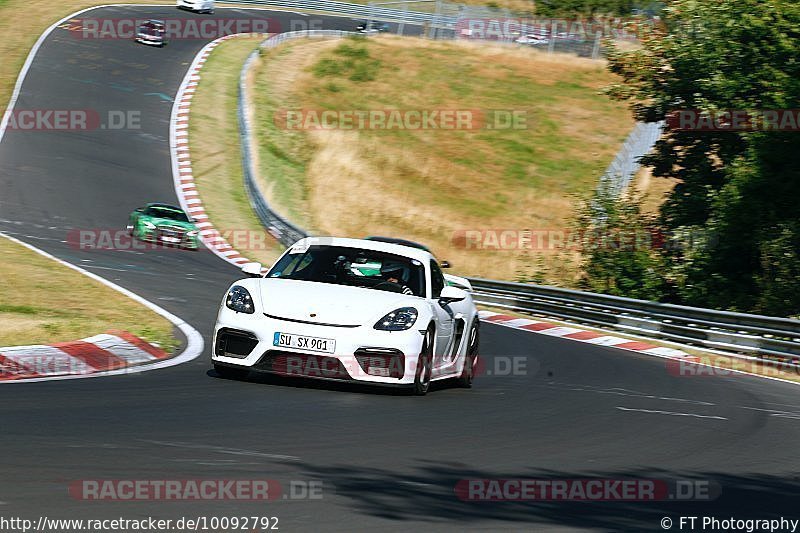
left=374, top=307, right=418, bottom=331
left=226, top=285, right=255, bottom=314
left=142, top=220, right=156, bottom=229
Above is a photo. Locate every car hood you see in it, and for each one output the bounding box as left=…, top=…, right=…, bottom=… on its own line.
left=143, top=217, right=196, bottom=230
left=257, top=278, right=417, bottom=326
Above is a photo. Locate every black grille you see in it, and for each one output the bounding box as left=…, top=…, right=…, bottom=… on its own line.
left=215, top=328, right=259, bottom=358
left=354, top=348, right=405, bottom=379
left=157, top=226, right=186, bottom=239
left=255, top=351, right=351, bottom=380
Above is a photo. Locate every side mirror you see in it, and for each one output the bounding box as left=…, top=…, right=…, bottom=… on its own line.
left=438, top=285, right=467, bottom=304
left=242, top=262, right=263, bottom=278
left=440, top=260, right=451, bottom=269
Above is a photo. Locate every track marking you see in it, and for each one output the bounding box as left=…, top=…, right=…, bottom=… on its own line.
left=615, top=406, right=727, bottom=420
left=553, top=384, right=715, bottom=406
left=739, top=406, right=800, bottom=418
left=141, top=440, right=300, bottom=462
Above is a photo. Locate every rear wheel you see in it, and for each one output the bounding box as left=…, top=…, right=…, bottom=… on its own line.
left=413, top=328, right=434, bottom=395
left=457, top=319, right=480, bottom=388
left=214, top=364, right=248, bottom=381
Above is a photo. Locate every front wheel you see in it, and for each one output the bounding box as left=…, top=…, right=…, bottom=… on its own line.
left=413, top=328, right=433, bottom=395
left=457, top=319, right=479, bottom=388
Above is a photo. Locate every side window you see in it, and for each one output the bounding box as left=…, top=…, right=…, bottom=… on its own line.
left=430, top=260, right=445, bottom=299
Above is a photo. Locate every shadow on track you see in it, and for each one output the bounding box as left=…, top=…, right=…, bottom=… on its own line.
left=287, top=462, right=800, bottom=531
left=206, top=369, right=463, bottom=396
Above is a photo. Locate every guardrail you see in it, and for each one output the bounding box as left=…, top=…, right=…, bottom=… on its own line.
left=469, top=278, right=800, bottom=362
left=225, top=0, right=454, bottom=25
left=237, top=31, right=800, bottom=364
left=238, top=31, right=332, bottom=245
left=599, top=120, right=664, bottom=197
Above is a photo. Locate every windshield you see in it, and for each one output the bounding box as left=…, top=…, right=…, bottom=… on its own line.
left=267, top=245, right=425, bottom=297
left=145, top=207, right=189, bottom=222
left=140, top=23, right=164, bottom=33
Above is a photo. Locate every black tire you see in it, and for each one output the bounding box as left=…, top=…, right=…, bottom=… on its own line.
left=214, top=364, right=249, bottom=380
left=457, top=318, right=480, bottom=388
left=413, top=328, right=434, bottom=395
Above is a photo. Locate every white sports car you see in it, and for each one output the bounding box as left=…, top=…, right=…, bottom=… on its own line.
left=176, top=0, right=215, bottom=14
left=212, top=236, right=480, bottom=395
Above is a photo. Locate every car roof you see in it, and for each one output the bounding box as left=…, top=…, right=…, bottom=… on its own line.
left=365, top=236, right=431, bottom=253
left=289, top=236, right=434, bottom=263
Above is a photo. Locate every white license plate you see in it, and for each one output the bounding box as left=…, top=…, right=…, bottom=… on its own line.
left=161, top=236, right=180, bottom=243
left=273, top=332, right=336, bottom=354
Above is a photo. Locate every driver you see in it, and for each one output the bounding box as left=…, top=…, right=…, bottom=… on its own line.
left=380, top=264, right=414, bottom=295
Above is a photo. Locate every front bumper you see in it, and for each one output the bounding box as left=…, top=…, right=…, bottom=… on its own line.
left=135, top=36, right=165, bottom=46
left=212, top=309, right=426, bottom=385
left=138, top=230, right=198, bottom=249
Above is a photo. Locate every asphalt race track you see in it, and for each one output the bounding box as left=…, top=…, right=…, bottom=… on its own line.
left=1, top=6, right=800, bottom=532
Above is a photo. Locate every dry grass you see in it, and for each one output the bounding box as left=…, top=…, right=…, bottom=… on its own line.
left=0, top=237, right=176, bottom=349
left=188, top=37, right=284, bottom=266
left=250, top=35, right=633, bottom=283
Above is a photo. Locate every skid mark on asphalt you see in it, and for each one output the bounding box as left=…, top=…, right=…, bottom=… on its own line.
left=739, top=406, right=800, bottom=420
left=144, top=92, right=174, bottom=102
left=83, top=264, right=129, bottom=272
left=615, top=407, right=727, bottom=420
left=549, top=382, right=715, bottom=406
left=141, top=440, right=301, bottom=462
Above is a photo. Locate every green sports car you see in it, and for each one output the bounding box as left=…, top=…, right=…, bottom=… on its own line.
left=127, top=203, right=200, bottom=250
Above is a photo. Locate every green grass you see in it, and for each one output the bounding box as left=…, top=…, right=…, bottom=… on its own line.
left=188, top=37, right=284, bottom=266
left=0, top=237, right=176, bottom=350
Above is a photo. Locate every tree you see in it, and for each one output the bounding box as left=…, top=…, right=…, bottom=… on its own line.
left=575, top=184, right=666, bottom=300
left=604, top=0, right=800, bottom=315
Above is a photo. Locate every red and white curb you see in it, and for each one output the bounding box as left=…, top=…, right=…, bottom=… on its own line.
left=479, top=310, right=696, bottom=360
left=170, top=33, right=270, bottom=270
left=0, top=331, right=169, bottom=381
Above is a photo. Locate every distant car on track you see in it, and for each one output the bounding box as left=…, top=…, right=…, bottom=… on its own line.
left=515, top=32, right=550, bottom=45
left=176, top=0, right=215, bottom=14
left=135, top=20, right=167, bottom=47
left=356, top=20, right=390, bottom=33
left=212, top=236, right=480, bottom=395
left=127, top=203, right=200, bottom=250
